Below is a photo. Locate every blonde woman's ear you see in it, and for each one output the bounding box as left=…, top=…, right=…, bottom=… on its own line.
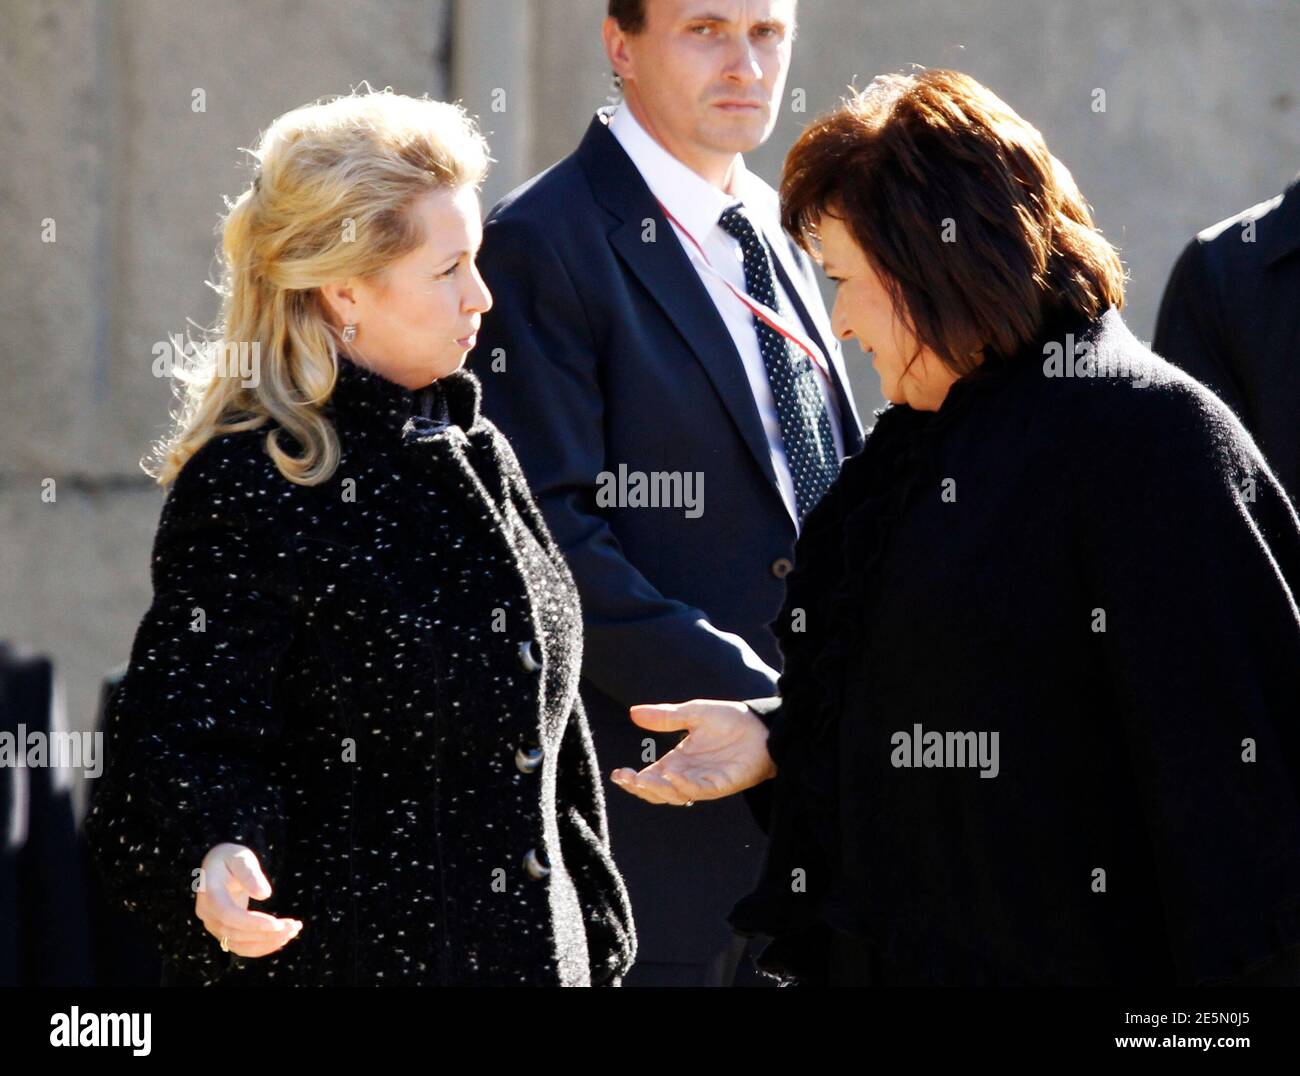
left=318, top=280, right=360, bottom=329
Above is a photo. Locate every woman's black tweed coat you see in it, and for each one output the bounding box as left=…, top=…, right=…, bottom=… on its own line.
left=85, top=356, right=636, bottom=986
left=732, top=308, right=1300, bottom=987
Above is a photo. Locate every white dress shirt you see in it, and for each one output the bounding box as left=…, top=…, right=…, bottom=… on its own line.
left=608, top=102, right=846, bottom=533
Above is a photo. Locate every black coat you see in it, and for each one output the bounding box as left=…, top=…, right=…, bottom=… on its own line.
left=83, top=357, right=636, bottom=986
left=731, top=308, right=1300, bottom=986
left=470, top=107, right=863, bottom=970
left=1154, top=172, right=1300, bottom=506
left=0, top=644, right=93, bottom=986
left=82, top=663, right=163, bottom=986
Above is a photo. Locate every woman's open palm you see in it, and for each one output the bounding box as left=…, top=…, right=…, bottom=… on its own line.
left=610, top=700, right=777, bottom=805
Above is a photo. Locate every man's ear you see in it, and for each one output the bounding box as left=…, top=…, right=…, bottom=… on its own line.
left=602, top=16, right=634, bottom=83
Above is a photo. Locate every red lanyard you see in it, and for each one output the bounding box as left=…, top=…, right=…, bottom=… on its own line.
left=656, top=198, right=833, bottom=386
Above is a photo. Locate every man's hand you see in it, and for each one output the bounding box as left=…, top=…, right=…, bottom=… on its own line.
left=610, top=699, right=777, bottom=805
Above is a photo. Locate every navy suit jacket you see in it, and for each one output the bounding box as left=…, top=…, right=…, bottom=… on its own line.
left=470, top=107, right=864, bottom=966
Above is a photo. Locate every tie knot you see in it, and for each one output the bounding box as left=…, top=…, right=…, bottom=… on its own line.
left=717, top=203, right=757, bottom=242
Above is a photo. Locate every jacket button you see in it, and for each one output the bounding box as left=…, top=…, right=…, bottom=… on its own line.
left=523, top=847, right=550, bottom=880
left=771, top=557, right=794, bottom=579
left=517, top=639, right=541, bottom=673
left=515, top=745, right=543, bottom=774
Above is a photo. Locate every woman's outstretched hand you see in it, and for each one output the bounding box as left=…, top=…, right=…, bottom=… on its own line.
left=610, top=700, right=777, bottom=805
left=196, top=843, right=303, bottom=958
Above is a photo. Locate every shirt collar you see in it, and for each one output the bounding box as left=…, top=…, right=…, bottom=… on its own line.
left=608, top=101, right=771, bottom=245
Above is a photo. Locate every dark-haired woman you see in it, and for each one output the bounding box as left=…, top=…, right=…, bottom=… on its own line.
left=612, top=70, right=1300, bottom=986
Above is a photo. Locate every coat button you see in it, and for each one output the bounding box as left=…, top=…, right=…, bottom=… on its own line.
left=523, top=847, right=550, bottom=880
left=517, top=639, right=541, bottom=673
left=771, top=557, right=794, bottom=579
left=515, top=745, right=543, bottom=774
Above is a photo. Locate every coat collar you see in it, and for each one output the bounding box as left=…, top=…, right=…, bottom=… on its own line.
left=328, top=354, right=487, bottom=445
left=868, top=305, right=1120, bottom=437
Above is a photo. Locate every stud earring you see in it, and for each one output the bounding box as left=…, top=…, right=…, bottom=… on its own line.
left=341, top=323, right=357, bottom=343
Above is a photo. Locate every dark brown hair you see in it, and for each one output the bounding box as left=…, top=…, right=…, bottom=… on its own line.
left=608, top=0, right=647, bottom=33
left=608, top=2, right=799, bottom=39
left=781, top=69, right=1125, bottom=376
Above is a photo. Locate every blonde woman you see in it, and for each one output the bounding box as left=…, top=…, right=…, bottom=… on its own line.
left=84, top=88, right=635, bottom=986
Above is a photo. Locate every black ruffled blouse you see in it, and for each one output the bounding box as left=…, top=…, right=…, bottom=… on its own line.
left=730, top=378, right=960, bottom=981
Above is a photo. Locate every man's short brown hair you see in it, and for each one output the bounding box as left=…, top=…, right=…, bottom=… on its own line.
left=608, top=0, right=647, bottom=34
left=608, top=2, right=798, bottom=39
left=781, top=68, right=1126, bottom=375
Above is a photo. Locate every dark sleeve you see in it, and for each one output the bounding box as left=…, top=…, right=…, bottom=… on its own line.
left=554, top=696, right=637, bottom=986
left=470, top=213, right=780, bottom=708
left=82, top=461, right=297, bottom=985
left=744, top=695, right=795, bottom=764
left=1153, top=239, right=1252, bottom=426
left=1080, top=381, right=1300, bottom=985
left=740, top=695, right=788, bottom=834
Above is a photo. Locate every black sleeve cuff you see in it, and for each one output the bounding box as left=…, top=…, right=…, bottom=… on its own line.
left=740, top=696, right=784, bottom=836
left=743, top=695, right=790, bottom=767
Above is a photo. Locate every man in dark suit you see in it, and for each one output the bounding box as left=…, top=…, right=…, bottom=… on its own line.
left=1154, top=172, right=1300, bottom=506
left=469, top=0, right=863, bottom=985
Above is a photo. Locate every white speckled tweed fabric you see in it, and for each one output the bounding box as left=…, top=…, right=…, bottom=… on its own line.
left=85, top=356, right=636, bottom=986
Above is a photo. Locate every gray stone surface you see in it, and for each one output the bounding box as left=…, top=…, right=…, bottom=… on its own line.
left=1, top=1, right=450, bottom=815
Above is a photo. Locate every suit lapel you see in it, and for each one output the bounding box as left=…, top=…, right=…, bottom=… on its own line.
left=577, top=112, right=784, bottom=496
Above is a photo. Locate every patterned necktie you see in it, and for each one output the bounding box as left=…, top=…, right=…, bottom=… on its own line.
left=717, top=203, right=840, bottom=523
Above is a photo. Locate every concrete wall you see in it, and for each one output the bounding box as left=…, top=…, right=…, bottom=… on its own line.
left=0, top=0, right=451, bottom=814
left=2, top=0, right=1296, bottom=813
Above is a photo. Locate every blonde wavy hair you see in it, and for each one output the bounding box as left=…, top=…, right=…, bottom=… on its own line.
left=148, top=85, right=490, bottom=487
